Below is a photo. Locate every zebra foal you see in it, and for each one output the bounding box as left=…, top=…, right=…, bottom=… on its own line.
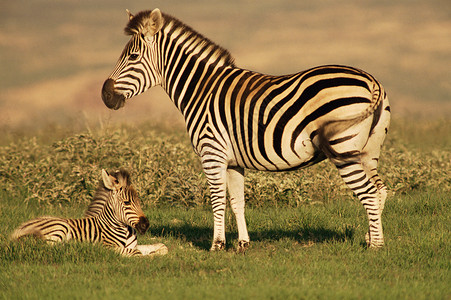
left=11, top=169, right=168, bottom=257
left=101, top=9, right=391, bottom=251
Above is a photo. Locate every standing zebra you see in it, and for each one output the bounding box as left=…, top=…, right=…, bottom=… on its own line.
left=101, top=9, right=391, bottom=251
left=11, top=169, right=168, bottom=257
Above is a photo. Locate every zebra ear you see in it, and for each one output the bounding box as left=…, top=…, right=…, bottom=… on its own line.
left=148, top=8, right=163, bottom=35
left=141, top=8, right=163, bottom=40
left=101, top=169, right=115, bottom=190
left=126, top=9, right=134, bottom=21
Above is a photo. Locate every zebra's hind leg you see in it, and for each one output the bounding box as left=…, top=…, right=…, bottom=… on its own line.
left=336, top=161, right=384, bottom=248
left=361, top=98, right=390, bottom=243
left=361, top=107, right=390, bottom=215
left=362, top=156, right=388, bottom=215
left=360, top=156, right=388, bottom=247
left=227, top=167, right=250, bottom=253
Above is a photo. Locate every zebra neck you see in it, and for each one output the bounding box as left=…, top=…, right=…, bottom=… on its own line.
left=97, top=211, right=124, bottom=231
left=157, top=20, right=235, bottom=118
left=163, top=61, right=236, bottom=116
left=84, top=187, right=109, bottom=217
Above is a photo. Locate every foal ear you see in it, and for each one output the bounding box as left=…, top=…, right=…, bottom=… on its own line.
left=101, top=169, right=115, bottom=190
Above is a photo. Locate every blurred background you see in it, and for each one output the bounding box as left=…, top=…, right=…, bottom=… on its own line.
left=1, top=0, right=450, bottom=135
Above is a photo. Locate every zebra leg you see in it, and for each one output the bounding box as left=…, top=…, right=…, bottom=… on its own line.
left=362, top=100, right=390, bottom=215
left=361, top=157, right=388, bottom=247
left=107, top=240, right=168, bottom=257
left=362, top=157, right=388, bottom=214
left=102, top=239, right=141, bottom=256
left=135, top=243, right=168, bottom=256
left=227, top=167, right=250, bottom=253
left=116, top=246, right=143, bottom=257
left=201, top=157, right=228, bottom=251
left=359, top=99, right=390, bottom=247
left=336, top=161, right=384, bottom=248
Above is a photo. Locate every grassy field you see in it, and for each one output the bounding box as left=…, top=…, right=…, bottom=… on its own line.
left=0, top=120, right=449, bottom=299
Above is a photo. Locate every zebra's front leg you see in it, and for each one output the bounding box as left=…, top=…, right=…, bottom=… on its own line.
left=114, top=244, right=168, bottom=257
left=116, top=246, right=143, bottom=257
left=103, top=239, right=143, bottom=256
left=135, top=243, right=168, bottom=256
left=201, top=158, right=228, bottom=251
left=227, top=167, right=250, bottom=253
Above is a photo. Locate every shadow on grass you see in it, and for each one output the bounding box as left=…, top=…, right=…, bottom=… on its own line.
left=148, top=223, right=354, bottom=251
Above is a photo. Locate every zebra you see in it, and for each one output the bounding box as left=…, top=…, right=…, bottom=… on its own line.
left=101, top=9, right=391, bottom=251
left=11, top=169, right=168, bottom=257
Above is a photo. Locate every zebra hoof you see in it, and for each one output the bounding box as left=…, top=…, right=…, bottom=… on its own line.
left=368, top=240, right=384, bottom=249
left=365, top=232, right=370, bottom=245
left=152, top=243, right=169, bottom=255
left=210, top=240, right=225, bottom=251
left=365, top=232, right=384, bottom=249
left=236, top=240, right=250, bottom=254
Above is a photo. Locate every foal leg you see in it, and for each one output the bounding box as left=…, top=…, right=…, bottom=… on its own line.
left=135, top=244, right=168, bottom=256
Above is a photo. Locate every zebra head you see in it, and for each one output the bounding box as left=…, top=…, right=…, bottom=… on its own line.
left=101, top=169, right=150, bottom=234
left=101, top=9, right=164, bottom=110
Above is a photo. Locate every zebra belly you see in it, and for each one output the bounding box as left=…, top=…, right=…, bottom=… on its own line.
left=229, top=131, right=323, bottom=171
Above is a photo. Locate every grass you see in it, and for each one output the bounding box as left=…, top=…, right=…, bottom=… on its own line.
left=0, top=194, right=449, bottom=299
left=0, top=120, right=450, bottom=299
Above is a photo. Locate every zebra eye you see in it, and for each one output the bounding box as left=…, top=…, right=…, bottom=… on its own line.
left=129, top=53, right=139, bottom=60
left=124, top=201, right=131, bottom=205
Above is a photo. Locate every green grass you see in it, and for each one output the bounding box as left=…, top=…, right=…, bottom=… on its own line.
left=1, top=194, right=449, bottom=299
left=0, top=120, right=450, bottom=299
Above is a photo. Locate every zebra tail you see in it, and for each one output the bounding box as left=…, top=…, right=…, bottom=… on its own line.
left=10, top=223, right=45, bottom=241
left=10, top=216, right=60, bottom=241
left=317, top=81, right=384, bottom=161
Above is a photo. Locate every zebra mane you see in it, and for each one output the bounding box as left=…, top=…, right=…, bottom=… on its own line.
left=124, top=10, right=235, bottom=67
left=84, top=169, right=132, bottom=217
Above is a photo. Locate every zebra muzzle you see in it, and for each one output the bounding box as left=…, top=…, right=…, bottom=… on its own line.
left=136, top=216, right=150, bottom=234
left=101, top=78, right=126, bottom=110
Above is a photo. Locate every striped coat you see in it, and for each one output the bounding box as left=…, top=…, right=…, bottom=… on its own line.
left=12, top=169, right=168, bottom=257
left=101, top=9, right=391, bottom=251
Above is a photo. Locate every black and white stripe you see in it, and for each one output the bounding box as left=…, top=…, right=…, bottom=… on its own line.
left=11, top=169, right=167, bottom=256
left=102, top=9, right=391, bottom=251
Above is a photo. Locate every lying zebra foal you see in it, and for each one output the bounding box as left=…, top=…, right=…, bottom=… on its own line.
left=11, top=169, right=168, bottom=257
